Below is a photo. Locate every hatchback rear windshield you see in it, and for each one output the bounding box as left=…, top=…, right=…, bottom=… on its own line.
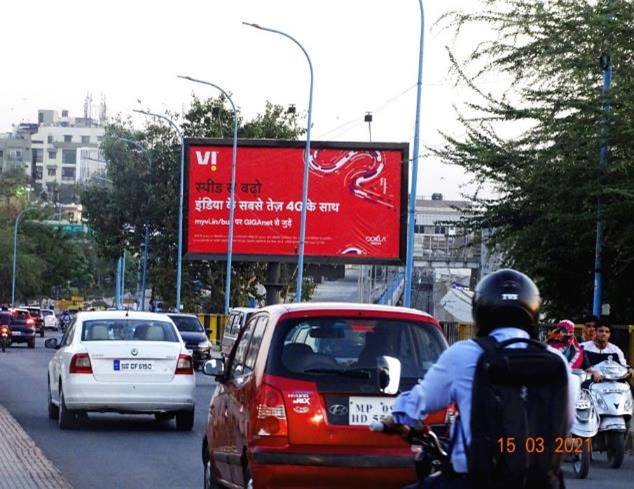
left=81, top=320, right=179, bottom=342
left=41, top=310, right=53, bottom=316
left=12, top=310, right=30, bottom=320
left=266, top=317, right=446, bottom=393
left=168, top=315, right=204, bottom=332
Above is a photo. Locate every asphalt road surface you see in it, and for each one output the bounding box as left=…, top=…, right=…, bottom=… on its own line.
left=0, top=332, right=632, bottom=489
left=0, top=332, right=214, bottom=489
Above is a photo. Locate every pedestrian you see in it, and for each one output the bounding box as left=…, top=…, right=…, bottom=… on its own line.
left=391, top=269, right=576, bottom=489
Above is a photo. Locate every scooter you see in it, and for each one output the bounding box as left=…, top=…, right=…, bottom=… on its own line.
left=569, top=369, right=600, bottom=479
left=0, top=324, right=11, bottom=352
left=588, top=357, right=633, bottom=469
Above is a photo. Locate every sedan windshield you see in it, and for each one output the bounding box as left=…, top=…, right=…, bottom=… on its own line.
left=81, top=320, right=179, bottom=342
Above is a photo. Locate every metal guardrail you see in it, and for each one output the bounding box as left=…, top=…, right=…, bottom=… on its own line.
left=376, top=272, right=405, bottom=306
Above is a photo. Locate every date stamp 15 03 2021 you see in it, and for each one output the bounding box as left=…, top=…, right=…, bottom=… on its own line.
left=497, top=437, right=591, bottom=454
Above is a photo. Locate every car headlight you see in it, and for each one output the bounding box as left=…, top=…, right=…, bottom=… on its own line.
left=198, top=340, right=211, bottom=349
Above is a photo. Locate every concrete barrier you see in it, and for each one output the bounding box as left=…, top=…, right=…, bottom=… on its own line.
left=198, top=314, right=228, bottom=345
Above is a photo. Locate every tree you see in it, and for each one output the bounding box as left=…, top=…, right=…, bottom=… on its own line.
left=435, top=1, right=634, bottom=320
left=82, top=96, right=305, bottom=312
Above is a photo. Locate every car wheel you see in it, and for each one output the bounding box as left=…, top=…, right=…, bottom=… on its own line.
left=204, top=458, right=222, bottom=489
left=175, top=409, right=195, bottom=431
left=58, top=384, right=75, bottom=429
left=28, top=338, right=35, bottom=349
left=47, top=378, right=59, bottom=420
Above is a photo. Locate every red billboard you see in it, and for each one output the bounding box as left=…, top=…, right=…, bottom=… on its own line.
left=184, top=139, right=408, bottom=264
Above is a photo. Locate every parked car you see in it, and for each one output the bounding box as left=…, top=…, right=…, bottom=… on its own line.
left=166, top=313, right=212, bottom=370
left=41, top=309, right=59, bottom=330
left=202, top=303, right=449, bottom=489
left=8, top=308, right=37, bottom=348
left=45, top=311, right=196, bottom=430
left=221, top=307, right=257, bottom=357
left=23, top=306, right=45, bottom=337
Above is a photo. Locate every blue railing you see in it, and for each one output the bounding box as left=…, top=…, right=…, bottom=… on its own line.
left=376, top=272, right=405, bottom=306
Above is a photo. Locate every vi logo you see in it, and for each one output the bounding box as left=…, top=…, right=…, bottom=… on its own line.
left=195, top=150, right=218, bottom=172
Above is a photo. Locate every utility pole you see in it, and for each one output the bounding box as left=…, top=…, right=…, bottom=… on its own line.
left=593, top=1, right=613, bottom=317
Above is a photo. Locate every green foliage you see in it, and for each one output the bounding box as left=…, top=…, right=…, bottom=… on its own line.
left=436, top=0, right=634, bottom=320
left=82, top=96, right=305, bottom=312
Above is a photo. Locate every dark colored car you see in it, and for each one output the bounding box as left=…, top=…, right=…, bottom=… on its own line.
left=167, top=313, right=211, bottom=370
left=202, top=303, right=449, bottom=489
left=23, top=306, right=45, bottom=337
left=9, top=308, right=37, bottom=348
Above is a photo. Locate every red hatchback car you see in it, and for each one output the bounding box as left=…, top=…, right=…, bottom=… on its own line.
left=202, top=303, right=449, bottom=489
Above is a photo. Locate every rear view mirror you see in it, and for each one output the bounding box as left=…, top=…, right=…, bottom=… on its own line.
left=309, top=325, right=346, bottom=339
left=203, top=358, right=225, bottom=378
left=205, top=328, right=212, bottom=336
left=378, top=356, right=401, bottom=395
left=44, top=338, right=59, bottom=350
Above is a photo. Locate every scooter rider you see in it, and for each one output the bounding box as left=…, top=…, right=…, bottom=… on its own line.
left=391, top=269, right=577, bottom=489
left=582, top=319, right=634, bottom=382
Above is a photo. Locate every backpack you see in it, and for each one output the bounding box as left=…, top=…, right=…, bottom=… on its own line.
left=468, top=336, right=568, bottom=489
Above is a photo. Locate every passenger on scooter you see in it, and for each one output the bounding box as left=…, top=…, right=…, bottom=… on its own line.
left=581, top=317, right=597, bottom=342
left=391, top=269, right=577, bottom=489
left=546, top=320, right=590, bottom=370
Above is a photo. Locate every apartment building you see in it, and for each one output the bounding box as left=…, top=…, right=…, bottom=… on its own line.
left=0, top=109, right=106, bottom=202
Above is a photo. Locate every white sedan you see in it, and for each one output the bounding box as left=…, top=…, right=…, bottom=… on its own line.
left=46, top=311, right=196, bottom=430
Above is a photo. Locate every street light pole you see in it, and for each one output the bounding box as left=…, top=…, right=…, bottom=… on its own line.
left=404, top=0, right=425, bottom=308
left=177, top=75, right=239, bottom=316
left=110, top=136, right=153, bottom=311
left=12, top=206, right=37, bottom=305
left=243, top=21, right=314, bottom=303
left=134, top=110, right=185, bottom=311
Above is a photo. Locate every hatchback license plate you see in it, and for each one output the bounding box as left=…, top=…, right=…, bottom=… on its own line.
left=12, top=331, right=21, bottom=336
left=113, top=360, right=153, bottom=371
left=348, top=396, right=395, bottom=425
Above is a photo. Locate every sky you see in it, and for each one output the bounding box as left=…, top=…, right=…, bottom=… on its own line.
left=1, top=0, right=492, bottom=199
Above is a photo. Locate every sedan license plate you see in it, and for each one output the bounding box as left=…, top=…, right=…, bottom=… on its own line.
left=113, top=360, right=153, bottom=371
left=348, top=396, right=395, bottom=426
left=12, top=331, right=21, bottom=336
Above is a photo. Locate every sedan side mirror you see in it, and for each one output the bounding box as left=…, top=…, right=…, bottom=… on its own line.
left=378, top=355, right=401, bottom=395
left=44, top=338, right=60, bottom=350
left=203, top=358, right=225, bottom=379
left=205, top=328, right=212, bottom=336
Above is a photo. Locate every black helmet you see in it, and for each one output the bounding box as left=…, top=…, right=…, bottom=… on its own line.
left=472, top=269, right=541, bottom=337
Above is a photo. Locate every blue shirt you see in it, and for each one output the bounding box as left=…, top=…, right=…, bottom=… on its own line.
left=392, top=327, right=576, bottom=473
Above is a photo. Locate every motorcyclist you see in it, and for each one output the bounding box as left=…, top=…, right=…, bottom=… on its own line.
left=60, top=310, right=71, bottom=329
left=391, top=269, right=576, bottom=489
left=582, top=319, right=634, bottom=382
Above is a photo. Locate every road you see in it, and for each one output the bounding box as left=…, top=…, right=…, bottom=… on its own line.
left=0, top=332, right=214, bottom=489
left=0, top=332, right=632, bottom=489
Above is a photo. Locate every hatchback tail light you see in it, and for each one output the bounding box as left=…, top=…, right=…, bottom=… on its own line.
left=255, top=384, right=288, bottom=437
left=26, top=318, right=35, bottom=329
left=69, top=353, right=93, bottom=374
left=175, top=354, right=194, bottom=375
